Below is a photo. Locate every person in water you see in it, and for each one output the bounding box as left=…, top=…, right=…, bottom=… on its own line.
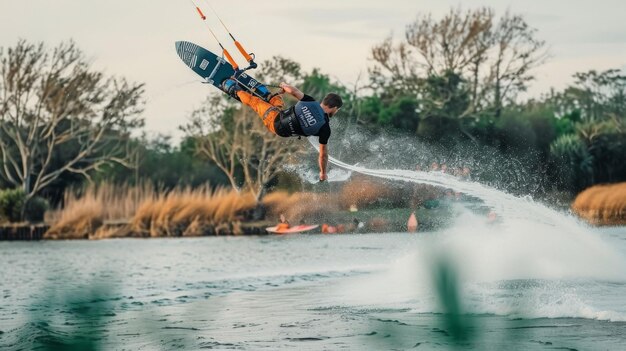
left=222, top=79, right=342, bottom=182
left=276, top=214, right=290, bottom=231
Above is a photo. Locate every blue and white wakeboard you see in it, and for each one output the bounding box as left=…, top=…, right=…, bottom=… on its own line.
left=175, top=41, right=272, bottom=102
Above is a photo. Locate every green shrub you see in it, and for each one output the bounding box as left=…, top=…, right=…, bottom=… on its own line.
left=0, top=188, right=26, bottom=223
left=24, top=196, right=50, bottom=223
left=0, top=189, right=49, bottom=223
left=495, top=112, right=537, bottom=151
left=550, top=134, right=593, bottom=191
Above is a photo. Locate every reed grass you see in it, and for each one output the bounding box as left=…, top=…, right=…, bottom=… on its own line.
left=572, top=182, right=626, bottom=226
left=44, top=196, right=103, bottom=240
left=46, top=183, right=260, bottom=239
left=45, top=177, right=439, bottom=239
left=45, top=182, right=156, bottom=224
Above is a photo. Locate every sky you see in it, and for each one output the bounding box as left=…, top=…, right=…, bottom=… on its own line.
left=1, top=0, right=626, bottom=141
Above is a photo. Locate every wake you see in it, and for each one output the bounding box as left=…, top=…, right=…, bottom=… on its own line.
left=307, top=137, right=626, bottom=282
left=309, top=137, right=569, bottom=227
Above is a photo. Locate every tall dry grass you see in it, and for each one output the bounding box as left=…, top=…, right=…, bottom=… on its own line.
left=46, top=183, right=259, bottom=239
left=45, top=176, right=433, bottom=239
left=45, top=183, right=155, bottom=239
left=45, top=183, right=156, bottom=224
left=572, top=182, right=626, bottom=226
left=130, top=187, right=257, bottom=237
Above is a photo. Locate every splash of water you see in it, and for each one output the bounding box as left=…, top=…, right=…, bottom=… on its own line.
left=308, top=137, right=626, bottom=321
left=308, top=136, right=623, bottom=268
left=309, top=136, right=567, bottom=225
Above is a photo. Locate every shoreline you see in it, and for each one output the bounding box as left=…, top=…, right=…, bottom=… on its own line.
left=5, top=201, right=624, bottom=241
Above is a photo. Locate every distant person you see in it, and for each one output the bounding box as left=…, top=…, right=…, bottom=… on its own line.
left=222, top=79, right=342, bottom=181
left=276, top=214, right=290, bottom=231
left=407, top=212, right=418, bottom=232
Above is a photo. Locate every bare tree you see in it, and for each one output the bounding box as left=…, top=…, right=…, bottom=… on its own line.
left=565, top=69, right=626, bottom=123
left=182, top=95, right=304, bottom=200
left=183, top=95, right=241, bottom=189
left=488, top=11, right=548, bottom=117
left=405, top=7, right=494, bottom=76
left=371, top=7, right=547, bottom=118
left=0, top=40, right=144, bottom=201
left=237, top=108, right=304, bottom=199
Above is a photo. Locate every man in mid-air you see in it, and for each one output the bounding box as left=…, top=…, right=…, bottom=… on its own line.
left=222, top=78, right=342, bottom=182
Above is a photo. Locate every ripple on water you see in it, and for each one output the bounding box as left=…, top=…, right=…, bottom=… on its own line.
left=1, top=232, right=626, bottom=350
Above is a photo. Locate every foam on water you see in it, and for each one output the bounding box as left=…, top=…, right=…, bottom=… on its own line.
left=308, top=138, right=626, bottom=322
left=332, top=210, right=626, bottom=322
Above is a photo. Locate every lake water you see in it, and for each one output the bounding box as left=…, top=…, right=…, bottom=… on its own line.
left=1, top=216, right=625, bottom=350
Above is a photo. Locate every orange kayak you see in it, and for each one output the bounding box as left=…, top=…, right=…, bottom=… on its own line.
left=266, top=225, right=319, bottom=234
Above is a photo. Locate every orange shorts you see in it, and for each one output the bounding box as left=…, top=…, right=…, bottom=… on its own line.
left=236, top=91, right=285, bottom=134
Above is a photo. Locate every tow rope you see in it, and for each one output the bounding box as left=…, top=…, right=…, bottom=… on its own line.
left=189, top=0, right=257, bottom=73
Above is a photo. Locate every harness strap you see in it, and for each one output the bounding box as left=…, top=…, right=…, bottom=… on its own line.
left=267, top=92, right=281, bottom=102
left=262, top=106, right=281, bottom=121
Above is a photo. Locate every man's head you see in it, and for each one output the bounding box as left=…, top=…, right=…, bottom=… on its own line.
left=321, top=93, right=343, bottom=117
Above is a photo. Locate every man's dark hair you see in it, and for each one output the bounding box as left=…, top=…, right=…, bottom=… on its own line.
left=322, top=93, right=343, bottom=108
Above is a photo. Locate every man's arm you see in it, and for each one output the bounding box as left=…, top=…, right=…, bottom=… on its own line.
left=279, top=82, right=304, bottom=100
left=319, top=143, right=329, bottom=181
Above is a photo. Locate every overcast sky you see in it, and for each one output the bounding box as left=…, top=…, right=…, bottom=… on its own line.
left=1, top=0, right=625, bottom=140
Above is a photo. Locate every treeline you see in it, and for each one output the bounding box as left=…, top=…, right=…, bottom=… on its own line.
left=356, top=8, right=625, bottom=194
left=0, top=7, right=625, bottom=223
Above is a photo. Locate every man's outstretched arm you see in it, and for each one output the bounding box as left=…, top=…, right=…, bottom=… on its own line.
left=319, top=143, right=329, bottom=182
left=279, top=82, right=304, bottom=100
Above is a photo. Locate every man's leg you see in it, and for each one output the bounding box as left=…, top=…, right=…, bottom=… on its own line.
left=236, top=91, right=284, bottom=134
left=268, top=94, right=285, bottom=109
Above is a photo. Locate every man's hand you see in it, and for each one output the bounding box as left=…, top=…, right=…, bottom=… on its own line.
left=319, top=172, right=328, bottom=182
left=279, top=82, right=304, bottom=100
left=279, top=82, right=294, bottom=94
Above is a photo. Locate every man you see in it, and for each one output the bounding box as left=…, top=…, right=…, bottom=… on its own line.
left=276, top=214, right=290, bottom=231
left=222, top=78, right=342, bottom=181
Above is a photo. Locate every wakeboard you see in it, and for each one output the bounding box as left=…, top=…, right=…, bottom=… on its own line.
left=175, top=41, right=272, bottom=102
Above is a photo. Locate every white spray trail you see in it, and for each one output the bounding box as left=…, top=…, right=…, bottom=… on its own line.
left=308, top=137, right=626, bottom=281
left=310, top=137, right=572, bottom=227
left=310, top=138, right=626, bottom=320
